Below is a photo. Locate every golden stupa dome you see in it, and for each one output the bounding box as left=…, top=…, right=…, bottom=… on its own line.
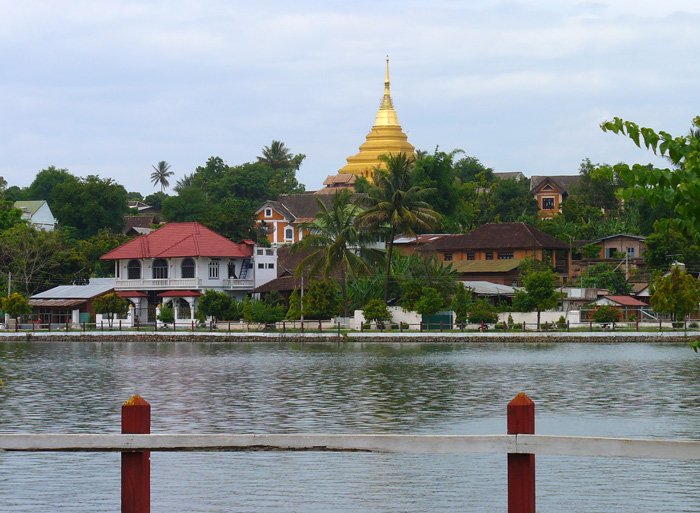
left=338, top=57, right=416, bottom=180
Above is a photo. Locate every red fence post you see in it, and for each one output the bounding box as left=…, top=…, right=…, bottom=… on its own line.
left=122, top=395, right=151, bottom=513
left=507, top=393, right=536, bottom=513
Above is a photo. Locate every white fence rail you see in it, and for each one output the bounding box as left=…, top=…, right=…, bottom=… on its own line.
left=2, top=433, right=700, bottom=460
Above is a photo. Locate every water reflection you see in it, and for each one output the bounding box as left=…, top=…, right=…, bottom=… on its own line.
left=1, top=341, right=699, bottom=512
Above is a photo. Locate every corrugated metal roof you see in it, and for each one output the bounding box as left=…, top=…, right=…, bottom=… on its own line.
left=29, top=299, right=86, bottom=307
left=460, top=281, right=518, bottom=296
left=31, top=278, right=115, bottom=300
left=14, top=200, right=47, bottom=215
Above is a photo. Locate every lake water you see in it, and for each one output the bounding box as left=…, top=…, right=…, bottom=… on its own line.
left=0, top=340, right=699, bottom=512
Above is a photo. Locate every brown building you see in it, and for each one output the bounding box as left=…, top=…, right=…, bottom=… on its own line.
left=530, top=175, right=579, bottom=218
left=255, top=193, right=335, bottom=245
left=419, top=222, right=571, bottom=285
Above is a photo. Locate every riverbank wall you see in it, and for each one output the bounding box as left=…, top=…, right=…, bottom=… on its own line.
left=0, top=331, right=697, bottom=343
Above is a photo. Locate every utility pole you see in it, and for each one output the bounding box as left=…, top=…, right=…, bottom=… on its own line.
left=4, top=272, right=10, bottom=326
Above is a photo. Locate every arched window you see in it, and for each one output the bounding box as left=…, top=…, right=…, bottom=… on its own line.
left=181, top=258, right=195, bottom=279
left=127, top=260, right=141, bottom=280
left=152, top=259, right=168, bottom=280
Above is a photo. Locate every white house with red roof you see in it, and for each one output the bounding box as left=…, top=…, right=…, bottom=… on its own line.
left=100, top=222, right=266, bottom=323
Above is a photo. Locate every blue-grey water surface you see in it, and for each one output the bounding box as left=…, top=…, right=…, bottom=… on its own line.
left=0, top=341, right=699, bottom=512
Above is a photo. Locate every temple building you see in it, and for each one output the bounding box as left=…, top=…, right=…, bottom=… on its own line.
left=334, top=57, right=416, bottom=181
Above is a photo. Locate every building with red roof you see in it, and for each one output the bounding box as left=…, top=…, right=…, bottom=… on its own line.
left=100, top=222, right=272, bottom=322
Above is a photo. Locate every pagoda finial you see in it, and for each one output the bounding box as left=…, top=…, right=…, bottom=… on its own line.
left=380, top=55, right=393, bottom=111
left=386, top=55, right=390, bottom=84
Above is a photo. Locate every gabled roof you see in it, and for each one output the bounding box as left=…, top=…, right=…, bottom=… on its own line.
left=257, top=192, right=366, bottom=222
left=598, top=295, right=648, bottom=307
left=14, top=200, right=48, bottom=215
left=593, top=233, right=646, bottom=243
left=530, top=175, right=579, bottom=194
left=493, top=172, right=526, bottom=181
left=100, top=222, right=254, bottom=260
left=421, top=223, right=570, bottom=252
left=31, top=278, right=116, bottom=300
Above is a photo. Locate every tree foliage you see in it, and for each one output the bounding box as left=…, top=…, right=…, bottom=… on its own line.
left=592, top=304, right=621, bottom=324
left=580, top=263, right=631, bottom=295
left=362, top=298, right=391, bottom=325
left=93, top=293, right=128, bottom=328
left=512, top=267, right=558, bottom=328
left=468, top=299, right=498, bottom=325
left=596, top=116, right=700, bottom=241
left=151, top=161, right=174, bottom=193
left=451, top=283, right=472, bottom=324
left=414, top=286, right=445, bottom=316
left=1, top=293, right=32, bottom=322
left=302, top=280, right=341, bottom=320
left=650, top=266, right=700, bottom=321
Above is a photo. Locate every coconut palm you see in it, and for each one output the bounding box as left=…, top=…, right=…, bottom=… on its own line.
left=174, top=173, right=195, bottom=193
left=292, top=189, right=379, bottom=318
left=257, top=140, right=305, bottom=170
left=357, top=152, right=441, bottom=302
left=150, top=161, right=174, bottom=193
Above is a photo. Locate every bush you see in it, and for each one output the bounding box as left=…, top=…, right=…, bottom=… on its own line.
left=592, top=305, right=621, bottom=324
left=468, top=299, right=499, bottom=325
left=363, top=299, right=391, bottom=325
left=157, top=305, right=174, bottom=325
left=556, top=315, right=567, bottom=330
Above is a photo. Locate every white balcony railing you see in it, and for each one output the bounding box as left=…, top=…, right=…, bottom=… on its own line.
left=116, top=278, right=202, bottom=290
left=222, top=279, right=255, bottom=289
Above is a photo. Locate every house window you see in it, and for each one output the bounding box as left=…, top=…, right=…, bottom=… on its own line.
left=264, top=208, right=273, bottom=218
left=627, top=247, right=635, bottom=257
left=498, top=252, right=514, bottom=260
left=209, top=260, right=219, bottom=279
left=467, top=253, right=475, bottom=261
left=258, top=263, right=265, bottom=269
left=127, top=260, right=141, bottom=280
left=152, top=259, right=168, bottom=280
left=266, top=249, right=274, bottom=256
left=541, top=197, right=555, bottom=210
left=267, top=263, right=275, bottom=269
left=257, top=249, right=264, bottom=255
left=284, top=228, right=294, bottom=241
left=444, top=253, right=453, bottom=261
left=181, top=258, right=195, bottom=279
left=606, top=248, right=616, bottom=258
left=228, top=261, right=237, bottom=279
left=486, top=252, right=494, bottom=260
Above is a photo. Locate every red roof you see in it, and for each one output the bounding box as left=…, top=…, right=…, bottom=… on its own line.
left=157, top=290, right=203, bottom=297
left=101, top=223, right=254, bottom=260
left=117, top=290, right=148, bottom=298
left=605, top=296, right=647, bottom=306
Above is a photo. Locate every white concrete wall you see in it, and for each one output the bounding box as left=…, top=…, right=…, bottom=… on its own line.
left=253, top=246, right=277, bottom=289
left=352, top=306, right=421, bottom=329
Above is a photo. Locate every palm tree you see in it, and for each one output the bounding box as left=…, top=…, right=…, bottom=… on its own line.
left=292, top=189, right=379, bottom=318
left=174, top=173, right=195, bottom=193
left=150, top=161, right=174, bottom=193
left=357, top=152, right=441, bottom=302
left=257, top=140, right=305, bottom=170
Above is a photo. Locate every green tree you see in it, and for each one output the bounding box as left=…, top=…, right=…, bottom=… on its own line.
left=358, top=152, right=441, bottom=302
left=571, top=158, right=620, bottom=211
left=512, top=269, right=558, bottom=329
left=93, top=293, right=128, bottom=328
left=242, top=299, right=285, bottom=325
left=362, top=298, right=391, bottom=325
left=643, top=222, right=700, bottom=273
left=2, top=293, right=32, bottom=324
left=596, top=116, right=700, bottom=240
left=293, top=189, right=377, bottom=317
left=157, top=304, right=174, bottom=325
left=414, top=286, right=445, bottom=316
left=302, top=280, right=341, bottom=320
left=286, top=289, right=301, bottom=320
left=592, top=304, right=621, bottom=324
left=51, top=175, right=128, bottom=238
left=580, top=263, right=631, bottom=295
left=198, top=289, right=236, bottom=321
left=451, top=282, right=472, bottom=324
left=151, top=161, right=174, bottom=193
left=400, top=279, right=423, bottom=311
left=25, top=166, right=77, bottom=206
left=650, top=266, right=700, bottom=322
left=468, top=299, right=498, bottom=325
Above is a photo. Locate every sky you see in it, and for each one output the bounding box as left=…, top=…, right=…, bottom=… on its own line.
left=1, top=0, right=699, bottom=195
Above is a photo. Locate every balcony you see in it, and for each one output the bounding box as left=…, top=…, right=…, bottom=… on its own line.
left=116, top=278, right=202, bottom=290
left=222, top=279, right=254, bottom=290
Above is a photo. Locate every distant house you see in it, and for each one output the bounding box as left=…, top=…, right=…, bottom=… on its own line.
left=13, top=200, right=56, bottom=231
left=127, top=200, right=161, bottom=221
left=100, top=222, right=263, bottom=323
left=255, top=193, right=335, bottom=245
left=29, top=278, right=115, bottom=325
left=493, top=171, right=526, bottom=181
left=530, top=175, right=579, bottom=218
left=588, top=234, right=646, bottom=260
left=581, top=295, right=650, bottom=322
left=122, top=215, right=156, bottom=236
left=419, top=222, right=571, bottom=285
left=317, top=173, right=357, bottom=193
left=393, top=234, right=452, bottom=256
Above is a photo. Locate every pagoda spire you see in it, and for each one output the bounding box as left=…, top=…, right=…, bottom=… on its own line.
left=375, top=55, right=398, bottom=125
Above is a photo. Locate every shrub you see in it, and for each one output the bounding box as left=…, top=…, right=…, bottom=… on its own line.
left=468, top=299, right=499, bottom=325
left=157, top=305, right=174, bottom=325
left=363, top=299, right=391, bottom=325
left=592, top=305, right=621, bottom=324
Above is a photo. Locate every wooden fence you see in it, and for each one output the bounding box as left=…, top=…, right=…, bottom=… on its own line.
left=2, top=394, right=700, bottom=513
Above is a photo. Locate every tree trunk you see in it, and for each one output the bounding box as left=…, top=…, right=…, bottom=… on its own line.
left=383, top=227, right=396, bottom=303
left=537, top=309, right=541, bottom=331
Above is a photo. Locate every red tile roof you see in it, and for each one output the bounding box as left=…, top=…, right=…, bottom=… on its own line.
left=604, top=295, right=648, bottom=306
left=117, top=290, right=148, bottom=298
left=101, top=222, right=254, bottom=260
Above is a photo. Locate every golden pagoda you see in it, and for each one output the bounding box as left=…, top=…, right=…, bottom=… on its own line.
left=338, top=57, right=416, bottom=181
